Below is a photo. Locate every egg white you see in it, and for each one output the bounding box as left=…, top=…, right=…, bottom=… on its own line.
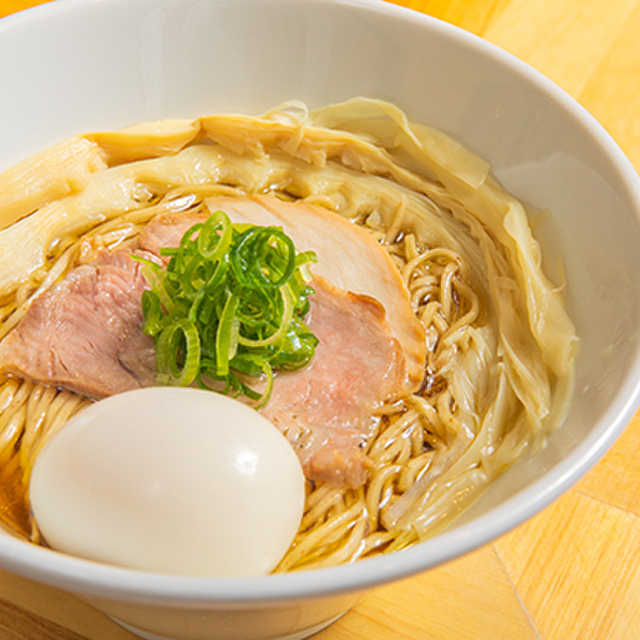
left=30, top=387, right=305, bottom=577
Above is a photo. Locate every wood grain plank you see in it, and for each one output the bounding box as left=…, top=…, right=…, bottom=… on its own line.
left=494, top=491, right=640, bottom=640
left=0, top=570, right=138, bottom=639
left=0, top=597, right=88, bottom=640
left=316, top=545, right=538, bottom=640
left=386, top=0, right=512, bottom=35
left=479, top=0, right=638, bottom=98
left=575, top=1, right=640, bottom=170
left=577, top=415, right=640, bottom=517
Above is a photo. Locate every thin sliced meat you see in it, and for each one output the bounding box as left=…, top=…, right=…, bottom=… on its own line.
left=0, top=250, right=156, bottom=398
left=203, top=194, right=426, bottom=393
left=263, top=276, right=405, bottom=488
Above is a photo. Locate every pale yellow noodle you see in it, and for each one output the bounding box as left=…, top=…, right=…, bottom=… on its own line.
left=277, top=502, right=365, bottom=572
left=299, top=486, right=345, bottom=531
left=360, top=530, right=396, bottom=556
left=0, top=404, right=27, bottom=467
left=20, top=385, right=58, bottom=469
left=366, top=464, right=402, bottom=527
left=0, top=380, right=33, bottom=460
left=397, top=450, right=435, bottom=493
left=22, top=390, right=90, bottom=488
left=368, top=409, right=419, bottom=459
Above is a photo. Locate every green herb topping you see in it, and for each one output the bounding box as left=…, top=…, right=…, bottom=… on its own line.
left=136, top=210, right=318, bottom=406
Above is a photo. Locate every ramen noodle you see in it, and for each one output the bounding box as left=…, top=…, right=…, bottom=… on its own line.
left=0, top=99, right=577, bottom=571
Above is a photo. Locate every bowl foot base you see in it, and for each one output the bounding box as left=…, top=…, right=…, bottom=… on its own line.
left=110, top=610, right=348, bottom=640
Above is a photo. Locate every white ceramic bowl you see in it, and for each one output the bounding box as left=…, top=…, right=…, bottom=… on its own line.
left=1, top=1, right=640, bottom=639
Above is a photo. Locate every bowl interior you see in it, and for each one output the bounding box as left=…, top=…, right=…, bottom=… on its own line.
left=1, top=0, right=640, bottom=601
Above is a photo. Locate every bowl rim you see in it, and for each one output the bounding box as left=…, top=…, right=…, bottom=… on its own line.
left=1, top=0, right=640, bottom=606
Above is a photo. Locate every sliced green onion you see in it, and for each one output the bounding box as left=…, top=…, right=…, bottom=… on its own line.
left=138, top=208, right=318, bottom=404
left=215, top=292, right=240, bottom=376
left=237, top=283, right=295, bottom=348
left=155, top=318, right=201, bottom=387
left=198, top=209, right=233, bottom=261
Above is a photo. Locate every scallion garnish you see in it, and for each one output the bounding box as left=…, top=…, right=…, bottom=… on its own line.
left=135, top=210, right=318, bottom=406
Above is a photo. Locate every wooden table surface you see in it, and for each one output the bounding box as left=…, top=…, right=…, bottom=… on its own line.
left=1, top=0, right=640, bottom=638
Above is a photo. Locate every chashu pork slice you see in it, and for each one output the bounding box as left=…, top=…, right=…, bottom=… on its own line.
left=0, top=250, right=156, bottom=398
left=261, top=274, right=406, bottom=489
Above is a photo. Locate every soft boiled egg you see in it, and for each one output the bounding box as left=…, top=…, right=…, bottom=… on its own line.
left=29, top=387, right=305, bottom=577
